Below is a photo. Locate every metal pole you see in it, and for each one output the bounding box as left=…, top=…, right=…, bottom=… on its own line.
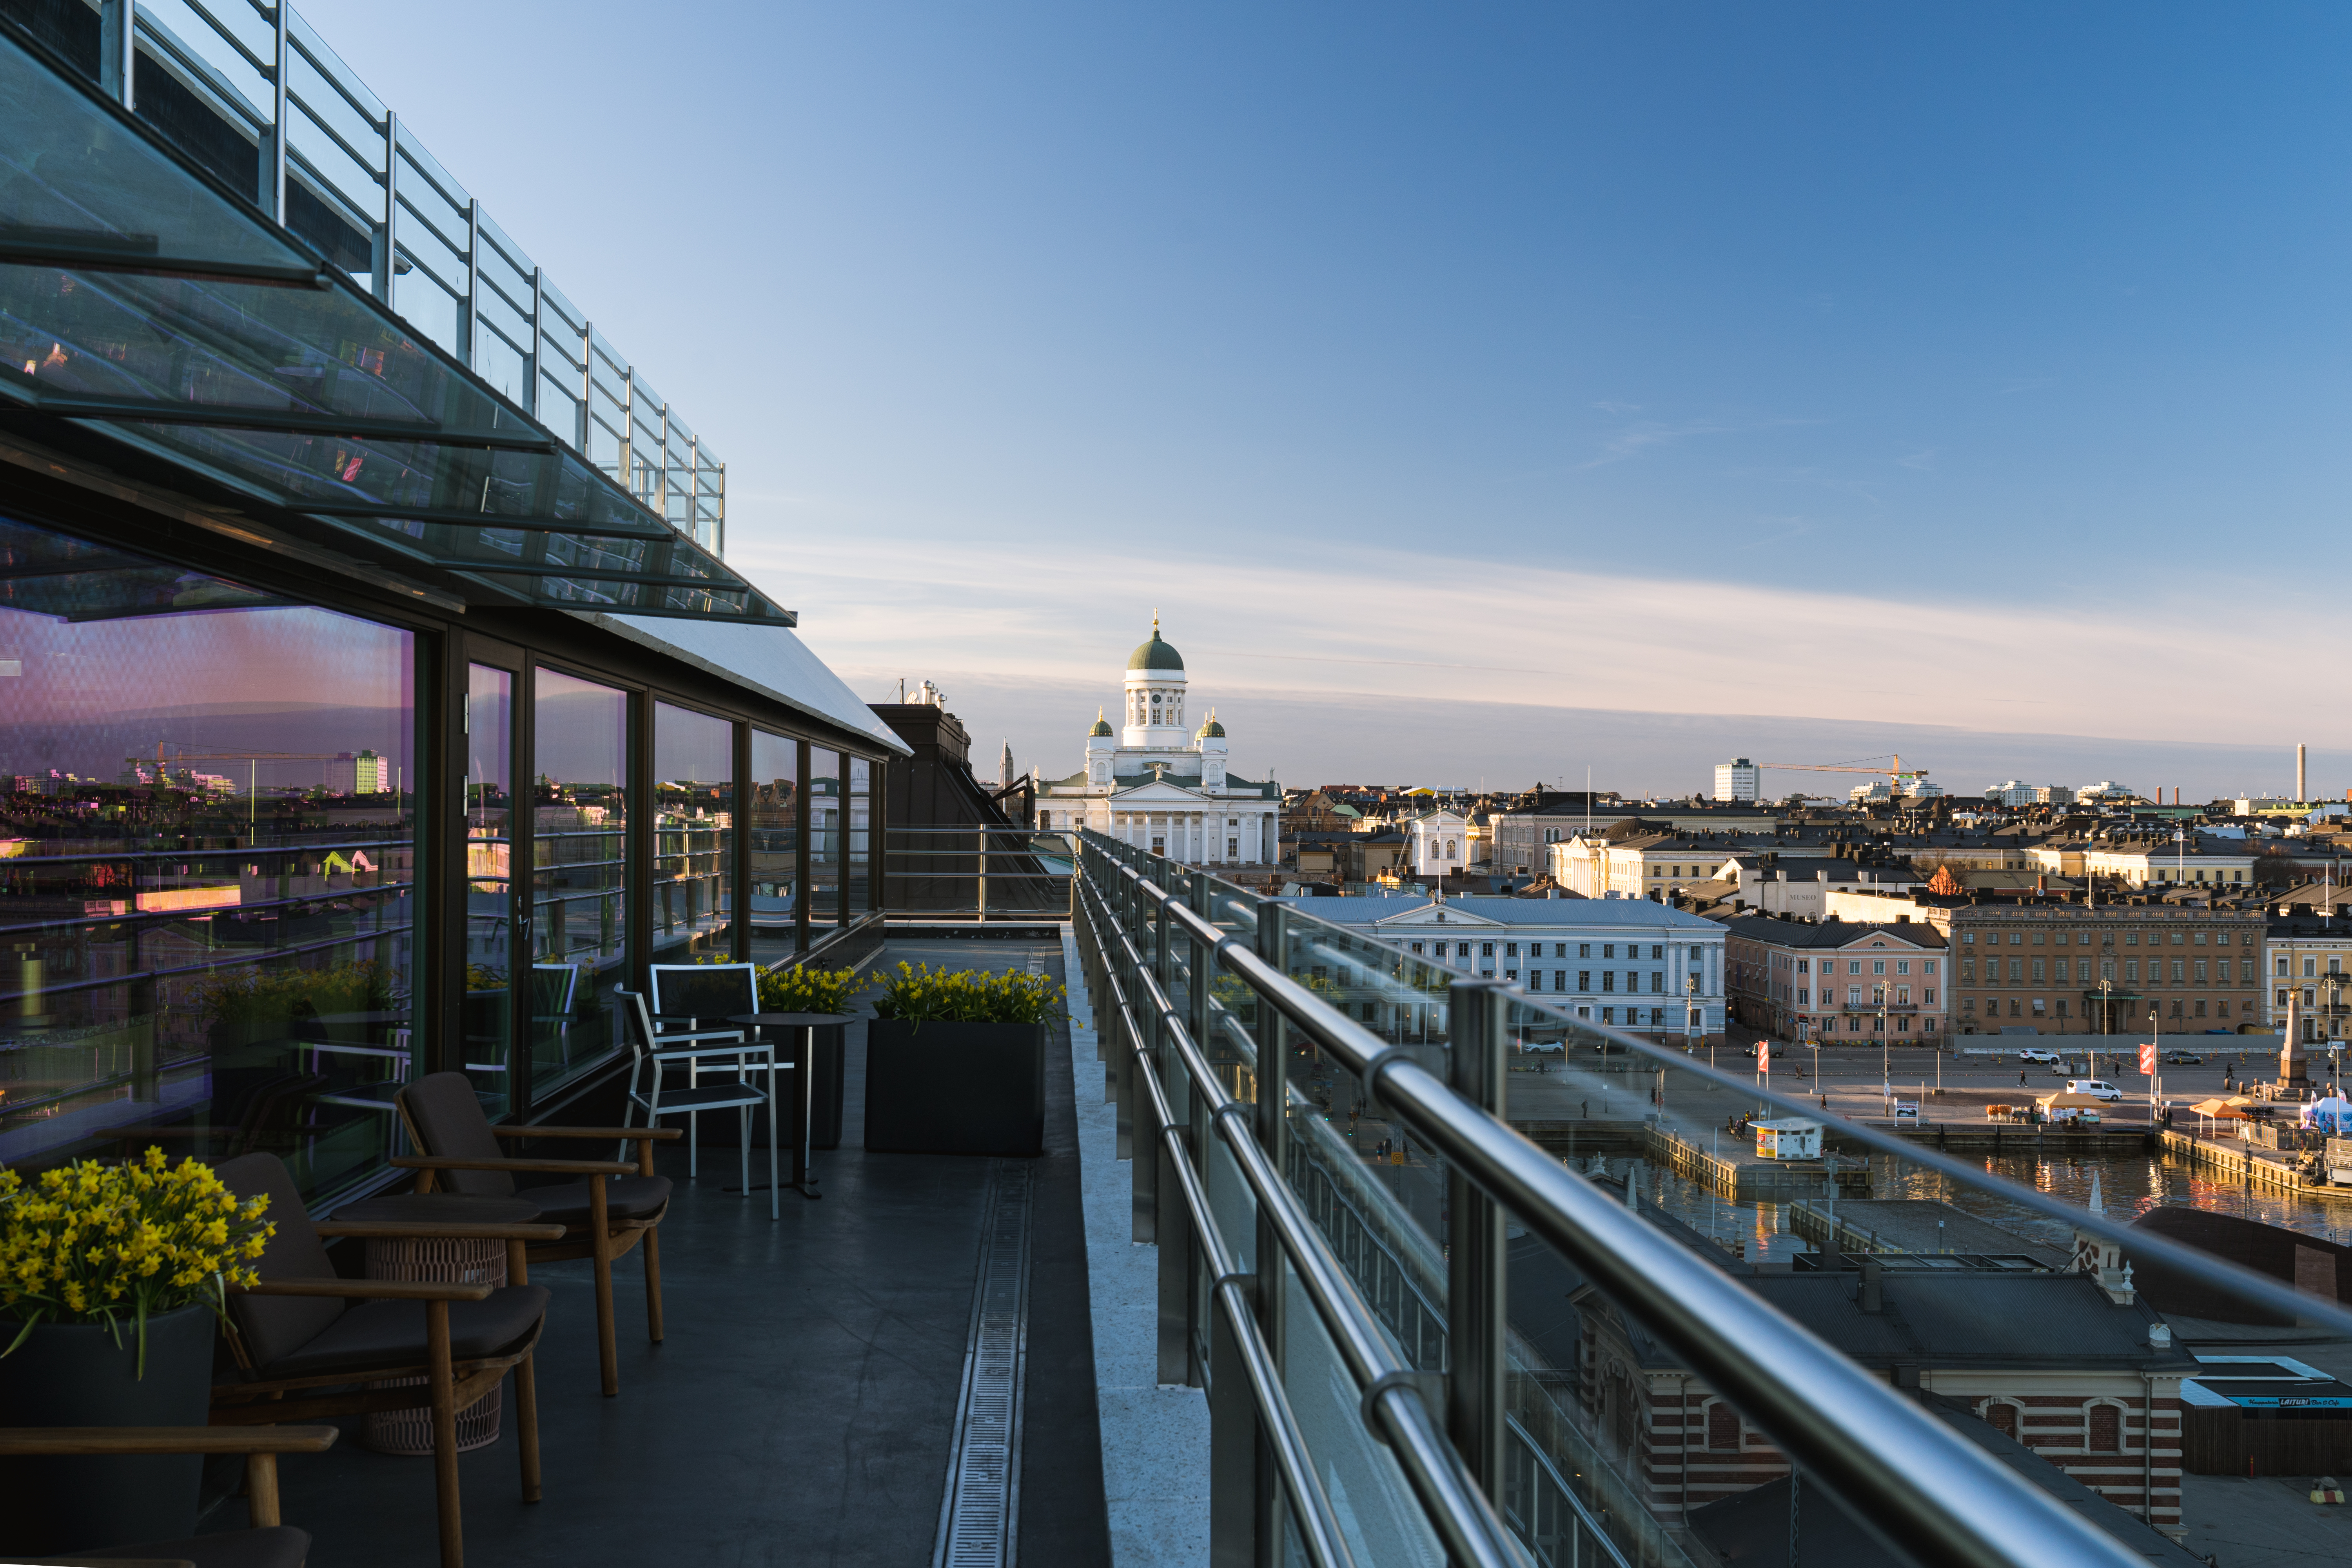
left=263, top=0, right=286, bottom=218
left=1446, top=980, right=1509, bottom=1508
left=100, top=0, right=135, bottom=108
left=1153, top=855, right=1189, bottom=1385
left=1254, top=894, right=1291, bottom=1565
left=463, top=198, right=481, bottom=370
left=976, top=824, right=987, bottom=922
left=373, top=111, right=397, bottom=303
left=527, top=266, right=543, bottom=417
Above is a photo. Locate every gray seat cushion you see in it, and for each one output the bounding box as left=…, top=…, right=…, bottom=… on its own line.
left=73, top=1526, right=311, bottom=1568
left=514, top=1174, right=672, bottom=1229
left=258, top=1285, right=550, bottom=1381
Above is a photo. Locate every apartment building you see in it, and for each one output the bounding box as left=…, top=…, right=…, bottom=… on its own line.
left=2081, top=844, right=2257, bottom=889
left=1276, top=895, right=1727, bottom=1042
left=1950, top=904, right=2265, bottom=1034
left=1551, top=831, right=1735, bottom=900
left=2265, top=904, right=2352, bottom=1042
left=1722, top=917, right=1949, bottom=1041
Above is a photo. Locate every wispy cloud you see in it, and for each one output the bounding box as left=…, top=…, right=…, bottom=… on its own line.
left=1591, top=399, right=1642, bottom=414
left=1894, top=448, right=1936, bottom=472
left=731, top=532, right=2287, bottom=767
left=1578, top=419, right=1737, bottom=470
left=2000, top=374, right=2057, bottom=395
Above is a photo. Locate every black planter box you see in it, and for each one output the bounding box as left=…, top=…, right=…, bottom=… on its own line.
left=863, top=1019, right=1045, bottom=1157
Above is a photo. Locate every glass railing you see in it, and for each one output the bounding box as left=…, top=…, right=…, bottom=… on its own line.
left=1073, top=830, right=2352, bottom=1568
left=2, top=0, right=721, bottom=552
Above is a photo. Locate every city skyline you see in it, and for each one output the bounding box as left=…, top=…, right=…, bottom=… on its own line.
left=296, top=2, right=2352, bottom=789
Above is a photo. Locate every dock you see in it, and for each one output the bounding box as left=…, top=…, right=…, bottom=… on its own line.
left=1643, top=1123, right=1871, bottom=1200
left=1785, top=1198, right=2066, bottom=1266
left=1508, top=1120, right=1652, bottom=1158
left=2158, top=1129, right=2352, bottom=1201
left=1869, top=1122, right=2154, bottom=1155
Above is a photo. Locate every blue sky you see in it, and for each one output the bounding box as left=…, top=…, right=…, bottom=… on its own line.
left=303, top=2, right=2352, bottom=796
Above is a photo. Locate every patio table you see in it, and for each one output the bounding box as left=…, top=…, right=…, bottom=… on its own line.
left=731, top=1013, right=855, bottom=1199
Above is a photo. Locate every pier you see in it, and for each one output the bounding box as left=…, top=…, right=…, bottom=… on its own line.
left=2159, top=1129, right=2352, bottom=1201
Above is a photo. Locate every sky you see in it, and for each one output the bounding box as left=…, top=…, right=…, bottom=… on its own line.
left=297, top=2, right=2352, bottom=799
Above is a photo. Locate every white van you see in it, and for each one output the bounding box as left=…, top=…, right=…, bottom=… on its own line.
left=2066, top=1079, right=2122, bottom=1101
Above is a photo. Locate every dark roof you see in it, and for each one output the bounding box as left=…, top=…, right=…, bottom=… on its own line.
left=1720, top=917, right=1945, bottom=950
left=1743, top=1272, right=2194, bottom=1374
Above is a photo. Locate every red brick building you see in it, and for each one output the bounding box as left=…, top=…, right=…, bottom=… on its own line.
left=1568, top=1234, right=2193, bottom=1538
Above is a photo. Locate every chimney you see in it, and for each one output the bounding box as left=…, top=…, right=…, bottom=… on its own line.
left=1859, top=1256, right=1884, bottom=1314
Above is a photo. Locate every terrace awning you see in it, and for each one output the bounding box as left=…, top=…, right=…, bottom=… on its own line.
left=0, top=28, right=789, bottom=626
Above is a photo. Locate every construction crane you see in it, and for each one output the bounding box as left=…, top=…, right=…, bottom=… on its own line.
left=1760, top=756, right=1931, bottom=792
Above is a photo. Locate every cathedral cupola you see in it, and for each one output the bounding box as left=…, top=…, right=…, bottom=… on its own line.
left=1122, top=611, right=1189, bottom=747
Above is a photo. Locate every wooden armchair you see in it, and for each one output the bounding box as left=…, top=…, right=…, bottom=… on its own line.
left=0, top=1423, right=335, bottom=1567
left=392, top=1073, right=683, bottom=1397
left=209, top=1154, right=561, bottom=1568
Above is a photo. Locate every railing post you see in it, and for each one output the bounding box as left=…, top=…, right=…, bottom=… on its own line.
left=1251, top=895, right=1290, bottom=1566
left=976, top=825, right=987, bottom=922
left=1152, top=857, right=1191, bottom=1385
left=1447, top=979, right=1510, bottom=1512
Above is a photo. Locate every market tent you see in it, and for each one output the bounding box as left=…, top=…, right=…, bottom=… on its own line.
left=2189, top=1097, right=2253, bottom=1119
left=2038, top=1092, right=2114, bottom=1110
left=2300, top=1095, right=2352, bottom=1135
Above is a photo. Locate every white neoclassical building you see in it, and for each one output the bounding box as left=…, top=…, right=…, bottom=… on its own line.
left=1034, top=621, right=1280, bottom=864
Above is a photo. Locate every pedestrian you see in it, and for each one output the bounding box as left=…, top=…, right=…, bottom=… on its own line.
left=2019, top=1070, right=2028, bottom=1087
left=1581, top=1099, right=1589, bottom=1120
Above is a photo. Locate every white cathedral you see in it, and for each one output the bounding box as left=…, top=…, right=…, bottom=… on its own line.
left=1034, top=620, right=1280, bottom=865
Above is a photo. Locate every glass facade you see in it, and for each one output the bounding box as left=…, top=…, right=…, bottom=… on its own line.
left=0, top=512, right=415, bottom=1206
left=652, top=702, right=733, bottom=964
left=529, top=668, right=628, bottom=1104
left=747, top=730, right=800, bottom=965
left=462, top=664, right=514, bottom=1118
left=846, top=757, right=871, bottom=921
left=808, top=750, right=842, bottom=929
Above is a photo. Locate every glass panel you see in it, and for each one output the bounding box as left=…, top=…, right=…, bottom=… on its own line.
left=0, top=29, right=319, bottom=283
left=1280, top=1266, right=1445, bottom=1568
left=0, top=511, right=414, bottom=1206
left=1, top=31, right=776, bottom=626
left=652, top=703, right=733, bottom=963
left=807, top=749, right=840, bottom=928
left=530, top=668, right=625, bottom=1101
left=746, top=730, right=799, bottom=964
left=846, top=755, right=870, bottom=920
left=461, top=664, right=512, bottom=1118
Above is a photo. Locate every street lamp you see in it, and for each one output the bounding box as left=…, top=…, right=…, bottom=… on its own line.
left=1686, top=972, right=1701, bottom=1054
left=1878, top=985, right=1891, bottom=1109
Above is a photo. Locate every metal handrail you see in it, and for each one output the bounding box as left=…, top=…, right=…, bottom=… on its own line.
left=1079, top=876, right=1517, bottom=1568
left=1078, top=832, right=2175, bottom=1568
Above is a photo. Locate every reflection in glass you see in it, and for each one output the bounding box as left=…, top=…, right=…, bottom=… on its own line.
left=846, top=756, right=871, bottom=920
left=462, top=665, right=513, bottom=1118
left=531, top=668, right=626, bottom=1100
left=808, top=749, right=841, bottom=928
left=652, top=703, right=733, bottom=963
left=0, top=512, right=414, bottom=1205
left=747, top=731, right=800, bottom=964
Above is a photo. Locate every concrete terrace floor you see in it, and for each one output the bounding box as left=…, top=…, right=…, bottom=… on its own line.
left=250, top=938, right=1112, bottom=1568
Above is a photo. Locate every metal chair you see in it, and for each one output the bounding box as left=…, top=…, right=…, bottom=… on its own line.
left=617, top=983, right=781, bottom=1220
left=643, top=963, right=765, bottom=1177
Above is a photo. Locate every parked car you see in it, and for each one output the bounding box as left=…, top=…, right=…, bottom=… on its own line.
left=1743, top=1042, right=1786, bottom=1059
left=2163, top=1050, right=2205, bottom=1065
left=2016, top=1048, right=2059, bottom=1064
left=2066, top=1079, right=2123, bottom=1101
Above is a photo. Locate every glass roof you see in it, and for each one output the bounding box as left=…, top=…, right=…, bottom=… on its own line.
left=0, top=513, right=289, bottom=621
left=0, top=29, right=789, bottom=626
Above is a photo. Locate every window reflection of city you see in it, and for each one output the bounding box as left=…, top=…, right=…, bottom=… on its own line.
left=2, top=522, right=414, bottom=1207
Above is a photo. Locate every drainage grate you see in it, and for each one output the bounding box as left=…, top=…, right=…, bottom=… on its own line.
left=933, top=1159, right=1034, bottom=1568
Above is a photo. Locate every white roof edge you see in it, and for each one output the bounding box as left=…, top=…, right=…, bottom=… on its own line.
left=573, top=612, right=911, bottom=757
